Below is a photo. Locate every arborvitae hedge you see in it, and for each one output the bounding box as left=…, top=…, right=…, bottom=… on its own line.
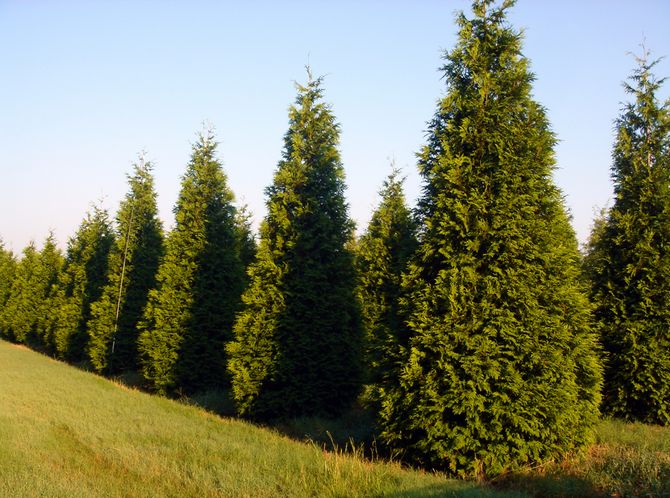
left=356, top=168, right=417, bottom=390
left=0, top=241, right=17, bottom=338
left=227, top=72, right=362, bottom=419
left=87, top=157, right=163, bottom=374
left=2, top=235, right=63, bottom=346
left=377, top=0, right=602, bottom=477
left=50, top=206, right=114, bottom=361
left=138, top=131, right=246, bottom=395
left=585, top=53, right=670, bottom=425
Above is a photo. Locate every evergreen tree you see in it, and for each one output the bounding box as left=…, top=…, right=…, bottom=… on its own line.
left=51, top=206, right=114, bottom=361
left=138, top=130, right=246, bottom=395
left=0, top=241, right=18, bottom=339
left=356, top=168, right=417, bottom=389
left=586, top=52, right=670, bottom=425
left=3, top=234, right=63, bottom=346
left=377, top=0, right=602, bottom=476
left=227, top=71, right=362, bottom=419
left=235, top=203, right=257, bottom=273
left=87, top=157, right=163, bottom=374
left=34, top=233, right=66, bottom=351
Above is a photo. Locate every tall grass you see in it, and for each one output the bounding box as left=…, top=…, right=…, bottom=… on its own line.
left=0, top=340, right=517, bottom=497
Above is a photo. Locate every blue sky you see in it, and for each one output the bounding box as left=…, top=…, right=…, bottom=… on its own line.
left=1, top=1, right=669, bottom=252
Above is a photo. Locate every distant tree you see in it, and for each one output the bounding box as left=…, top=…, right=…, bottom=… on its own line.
left=235, top=203, right=257, bottom=273
left=3, top=234, right=63, bottom=346
left=227, top=71, right=362, bottom=419
left=0, top=241, right=18, bottom=338
left=34, top=233, right=66, bottom=352
left=50, top=206, right=114, bottom=361
left=87, top=157, right=163, bottom=374
left=138, top=131, right=246, bottom=395
left=356, top=168, right=417, bottom=390
left=585, top=51, right=670, bottom=425
left=377, top=0, right=602, bottom=476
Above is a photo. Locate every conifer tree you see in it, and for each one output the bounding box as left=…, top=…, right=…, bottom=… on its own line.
left=51, top=206, right=114, bottom=361
left=138, top=130, right=246, bottom=395
left=87, top=157, right=163, bottom=374
left=0, top=241, right=18, bottom=339
left=235, top=203, right=257, bottom=273
left=586, top=52, right=670, bottom=425
left=34, top=233, right=66, bottom=351
left=3, top=234, right=63, bottom=346
left=227, top=71, right=362, bottom=419
left=377, top=0, right=602, bottom=476
left=356, top=168, right=417, bottom=389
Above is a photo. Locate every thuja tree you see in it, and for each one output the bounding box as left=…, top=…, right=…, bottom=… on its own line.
left=3, top=234, right=62, bottom=346
left=356, top=168, right=417, bottom=390
left=138, top=131, right=246, bottom=395
left=227, top=72, right=362, bottom=419
left=0, top=241, right=17, bottom=338
left=377, top=0, right=602, bottom=476
left=34, top=233, right=66, bottom=351
left=235, top=203, right=257, bottom=273
left=51, top=206, right=114, bottom=361
left=585, top=53, right=670, bottom=425
left=87, top=157, right=163, bottom=374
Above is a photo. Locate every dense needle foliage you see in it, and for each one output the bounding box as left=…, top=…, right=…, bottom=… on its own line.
left=49, top=206, right=114, bottom=361
left=227, top=72, right=362, bottom=419
left=585, top=53, right=670, bottom=425
left=1, top=235, right=62, bottom=347
left=138, top=131, right=246, bottom=395
left=377, top=0, right=602, bottom=477
left=356, top=168, right=417, bottom=390
left=87, top=158, right=163, bottom=374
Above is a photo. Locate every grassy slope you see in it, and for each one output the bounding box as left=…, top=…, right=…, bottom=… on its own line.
left=0, top=340, right=518, bottom=498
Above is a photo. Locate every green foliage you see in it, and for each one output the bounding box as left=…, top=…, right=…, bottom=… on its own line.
left=87, top=157, right=163, bottom=374
left=49, top=206, right=114, bottom=361
left=377, top=0, right=602, bottom=477
left=0, top=241, right=17, bottom=338
left=138, top=130, right=246, bottom=395
left=2, top=234, right=63, bottom=346
left=235, top=203, right=257, bottom=273
left=356, top=168, right=418, bottom=389
left=585, top=52, right=670, bottom=425
left=227, top=71, right=362, bottom=419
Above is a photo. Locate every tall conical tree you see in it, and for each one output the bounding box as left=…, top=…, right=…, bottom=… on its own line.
left=377, top=0, right=602, bottom=476
left=50, top=206, right=114, bottom=361
left=2, top=242, right=40, bottom=343
left=3, top=234, right=63, bottom=346
left=585, top=52, right=670, bottom=425
left=138, top=130, right=246, bottom=395
left=234, top=203, right=257, bottom=274
left=356, top=168, right=417, bottom=390
left=34, top=233, right=66, bottom=352
left=0, top=240, right=17, bottom=338
left=87, top=157, right=163, bottom=374
left=227, top=71, right=362, bottom=419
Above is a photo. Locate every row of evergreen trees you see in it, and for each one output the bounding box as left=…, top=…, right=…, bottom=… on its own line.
left=1, top=0, right=668, bottom=477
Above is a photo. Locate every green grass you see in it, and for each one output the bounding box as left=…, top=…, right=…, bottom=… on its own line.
left=3, top=339, right=669, bottom=497
left=494, top=419, right=670, bottom=497
left=0, top=340, right=517, bottom=498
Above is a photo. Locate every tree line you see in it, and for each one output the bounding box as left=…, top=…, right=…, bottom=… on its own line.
left=1, top=0, right=668, bottom=478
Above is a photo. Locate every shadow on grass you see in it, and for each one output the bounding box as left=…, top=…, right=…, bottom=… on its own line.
left=493, top=472, right=603, bottom=498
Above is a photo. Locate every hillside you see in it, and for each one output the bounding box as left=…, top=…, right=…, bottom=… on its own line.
left=0, top=339, right=515, bottom=498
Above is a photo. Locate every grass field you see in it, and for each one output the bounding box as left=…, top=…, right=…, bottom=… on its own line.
left=0, top=340, right=516, bottom=498
left=1, top=339, right=669, bottom=497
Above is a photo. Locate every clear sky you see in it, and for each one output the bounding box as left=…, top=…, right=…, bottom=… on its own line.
left=1, top=1, right=669, bottom=253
